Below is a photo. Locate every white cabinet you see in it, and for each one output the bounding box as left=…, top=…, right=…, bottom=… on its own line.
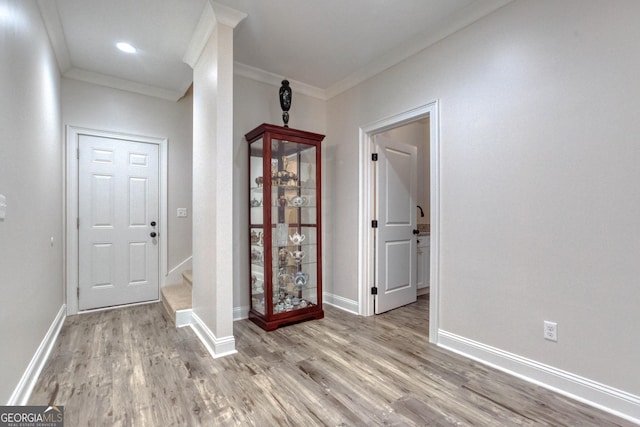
left=416, top=236, right=430, bottom=290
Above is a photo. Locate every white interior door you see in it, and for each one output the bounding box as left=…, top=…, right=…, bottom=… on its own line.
left=78, top=135, right=159, bottom=310
left=375, top=134, right=417, bottom=314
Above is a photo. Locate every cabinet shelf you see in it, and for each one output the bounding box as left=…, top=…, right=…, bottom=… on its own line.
left=251, top=184, right=316, bottom=192
left=246, top=123, right=325, bottom=331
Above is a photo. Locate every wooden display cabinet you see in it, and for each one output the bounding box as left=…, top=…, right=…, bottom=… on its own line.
left=245, top=124, right=325, bottom=331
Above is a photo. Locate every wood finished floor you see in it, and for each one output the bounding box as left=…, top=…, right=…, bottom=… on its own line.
left=30, top=296, right=634, bottom=426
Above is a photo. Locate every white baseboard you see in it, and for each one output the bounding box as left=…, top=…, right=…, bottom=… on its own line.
left=323, top=292, right=359, bottom=315
left=190, top=312, right=237, bottom=358
left=164, top=256, right=192, bottom=287
left=233, top=305, right=249, bottom=321
left=175, top=309, right=192, bottom=328
left=8, top=305, right=66, bottom=405
left=438, top=330, right=640, bottom=425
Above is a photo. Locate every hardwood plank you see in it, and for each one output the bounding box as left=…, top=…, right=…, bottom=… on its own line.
left=29, top=296, right=635, bottom=426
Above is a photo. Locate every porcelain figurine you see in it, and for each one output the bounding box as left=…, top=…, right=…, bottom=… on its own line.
left=289, top=231, right=305, bottom=245
left=250, top=230, right=263, bottom=245
left=271, top=170, right=298, bottom=186
left=278, top=248, right=288, bottom=265
left=292, top=271, right=309, bottom=287
left=289, top=250, right=305, bottom=264
left=289, top=195, right=307, bottom=207
left=275, top=302, right=284, bottom=313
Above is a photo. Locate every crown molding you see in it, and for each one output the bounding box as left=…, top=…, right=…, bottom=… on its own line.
left=37, top=0, right=71, bottom=73
left=183, top=2, right=247, bottom=68
left=38, top=0, right=511, bottom=103
left=37, top=0, right=185, bottom=101
left=64, top=68, right=185, bottom=101
left=182, top=2, right=215, bottom=68
left=234, top=62, right=327, bottom=100
left=210, top=1, right=248, bottom=29
left=233, top=0, right=512, bottom=100
left=325, top=0, right=513, bottom=99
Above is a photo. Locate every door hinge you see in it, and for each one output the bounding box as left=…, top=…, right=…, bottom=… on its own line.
left=371, top=220, right=378, bottom=228
left=371, top=286, right=378, bottom=295
left=371, top=153, right=378, bottom=161
left=77, top=217, right=79, bottom=229
left=77, top=148, right=79, bottom=159
left=77, top=287, right=80, bottom=298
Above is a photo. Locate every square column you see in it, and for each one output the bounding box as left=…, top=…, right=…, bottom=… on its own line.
left=185, top=2, right=247, bottom=357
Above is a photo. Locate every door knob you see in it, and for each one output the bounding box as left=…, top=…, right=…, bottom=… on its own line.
left=150, top=232, right=157, bottom=238
left=150, top=221, right=156, bottom=227
left=412, top=229, right=419, bottom=235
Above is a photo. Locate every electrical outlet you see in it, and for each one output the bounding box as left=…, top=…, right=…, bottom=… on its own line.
left=544, top=321, right=558, bottom=342
left=177, top=208, right=188, bottom=218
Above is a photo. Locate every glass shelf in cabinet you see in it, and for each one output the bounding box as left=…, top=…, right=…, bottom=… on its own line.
left=271, top=184, right=316, bottom=191
left=272, top=261, right=318, bottom=269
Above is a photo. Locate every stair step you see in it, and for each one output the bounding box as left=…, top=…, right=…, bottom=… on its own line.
left=161, top=283, right=192, bottom=325
left=183, top=270, right=192, bottom=288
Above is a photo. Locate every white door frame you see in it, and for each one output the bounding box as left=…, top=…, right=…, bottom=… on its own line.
left=65, top=126, right=168, bottom=315
left=358, top=101, right=440, bottom=343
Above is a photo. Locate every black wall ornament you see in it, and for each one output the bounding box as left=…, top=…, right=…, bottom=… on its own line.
left=279, top=80, right=292, bottom=127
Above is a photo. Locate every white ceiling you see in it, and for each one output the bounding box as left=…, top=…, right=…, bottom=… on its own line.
left=38, top=0, right=511, bottom=101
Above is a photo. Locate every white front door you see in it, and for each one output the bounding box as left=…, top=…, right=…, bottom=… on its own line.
left=374, top=134, right=417, bottom=314
left=78, top=134, right=160, bottom=310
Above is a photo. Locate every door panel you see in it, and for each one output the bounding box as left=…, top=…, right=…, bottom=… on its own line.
left=91, top=174, right=114, bottom=226
left=129, top=242, right=148, bottom=283
left=129, top=177, right=148, bottom=225
left=79, top=135, right=159, bottom=310
left=91, top=243, right=114, bottom=287
left=385, top=148, right=412, bottom=225
left=375, top=134, right=417, bottom=314
left=384, top=240, right=411, bottom=292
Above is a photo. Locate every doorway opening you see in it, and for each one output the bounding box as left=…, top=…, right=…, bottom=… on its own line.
left=358, top=101, right=439, bottom=343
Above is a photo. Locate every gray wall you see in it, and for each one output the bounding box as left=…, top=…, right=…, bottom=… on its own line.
left=62, top=78, right=193, bottom=276
left=326, top=0, right=640, bottom=397
left=0, top=0, right=63, bottom=403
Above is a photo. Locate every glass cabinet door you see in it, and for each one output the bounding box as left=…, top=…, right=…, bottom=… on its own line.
left=249, top=138, right=265, bottom=315
left=270, top=140, right=318, bottom=315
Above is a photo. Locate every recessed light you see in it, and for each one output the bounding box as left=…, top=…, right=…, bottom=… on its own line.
left=116, top=42, right=136, bottom=54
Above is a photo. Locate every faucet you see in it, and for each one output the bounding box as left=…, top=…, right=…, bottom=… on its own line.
left=417, top=205, right=424, bottom=217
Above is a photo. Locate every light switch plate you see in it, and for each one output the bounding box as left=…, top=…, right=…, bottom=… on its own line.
left=0, top=194, right=6, bottom=220
left=177, top=208, right=187, bottom=218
